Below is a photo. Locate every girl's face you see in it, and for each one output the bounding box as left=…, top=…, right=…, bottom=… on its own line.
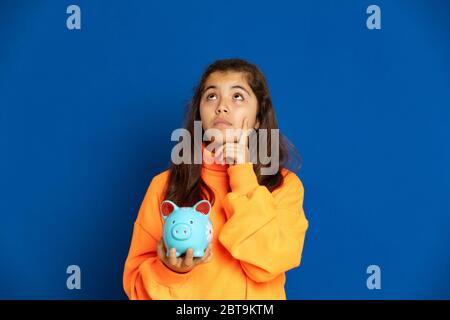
left=199, top=71, right=259, bottom=139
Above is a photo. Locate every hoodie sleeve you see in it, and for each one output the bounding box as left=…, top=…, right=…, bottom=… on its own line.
left=218, top=163, right=309, bottom=283
left=122, top=174, right=191, bottom=300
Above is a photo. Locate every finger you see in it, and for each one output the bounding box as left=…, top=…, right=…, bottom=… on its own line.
left=157, top=240, right=165, bottom=259
left=234, top=143, right=247, bottom=164
left=200, top=246, right=212, bottom=262
left=184, top=248, right=194, bottom=267
left=168, top=248, right=177, bottom=266
left=223, top=144, right=240, bottom=164
left=204, top=252, right=213, bottom=263
left=214, top=145, right=225, bottom=164
left=202, top=248, right=213, bottom=263
left=239, top=118, right=249, bottom=146
left=221, top=145, right=229, bottom=163
left=192, top=247, right=208, bottom=265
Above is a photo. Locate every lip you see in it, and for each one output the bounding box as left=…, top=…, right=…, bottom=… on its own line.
left=213, top=118, right=232, bottom=127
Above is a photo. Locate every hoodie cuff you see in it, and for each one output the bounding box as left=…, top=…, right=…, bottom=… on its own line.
left=227, top=163, right=259, bottom=196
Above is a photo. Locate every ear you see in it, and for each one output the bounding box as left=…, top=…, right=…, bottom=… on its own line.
left=160, top=200, right=178, bottom=220
left=193, top=200, right=211, bottom=216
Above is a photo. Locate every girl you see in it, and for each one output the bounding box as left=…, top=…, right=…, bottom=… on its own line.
left=122, top=58, right=309, bottom=300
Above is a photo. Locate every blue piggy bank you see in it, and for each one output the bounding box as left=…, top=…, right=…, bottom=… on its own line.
left=160, top=199, right=213, bottom=258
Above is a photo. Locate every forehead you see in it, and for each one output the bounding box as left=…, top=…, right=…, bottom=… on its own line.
left=204, top=71, right=250, bottom=89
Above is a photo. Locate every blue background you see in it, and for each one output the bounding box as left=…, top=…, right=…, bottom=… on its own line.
left=1, top=0, right=449, bottom=299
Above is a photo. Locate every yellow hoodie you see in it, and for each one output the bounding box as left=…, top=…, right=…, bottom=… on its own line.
left=123, top=151, right=309, bottom=300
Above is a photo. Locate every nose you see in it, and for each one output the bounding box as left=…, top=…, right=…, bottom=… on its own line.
left=215, top=103, right=229, bottom=115
left=171, top=223, right=191, bottom=241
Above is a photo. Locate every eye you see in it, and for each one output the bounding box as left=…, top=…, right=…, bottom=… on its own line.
left=206, top=93, right=217, bottom=100
left=233, top=93, right=244, bottom=101
left=189, top=220, right=193, bottom=224
left=172, top=220, right=175, bottom=224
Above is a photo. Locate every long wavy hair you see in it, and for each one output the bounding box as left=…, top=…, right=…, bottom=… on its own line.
left=164, top=58, right=301, bottom=207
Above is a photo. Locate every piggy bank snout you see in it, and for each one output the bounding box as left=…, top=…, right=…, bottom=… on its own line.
left=171, top=223, right=192, bottom=240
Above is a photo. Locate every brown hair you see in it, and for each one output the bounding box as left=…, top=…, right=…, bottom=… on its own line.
left=164, top=58, right=301, bottom=207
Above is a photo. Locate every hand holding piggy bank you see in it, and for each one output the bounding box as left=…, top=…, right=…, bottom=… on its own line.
left=160, top=200, right=213, bottom=258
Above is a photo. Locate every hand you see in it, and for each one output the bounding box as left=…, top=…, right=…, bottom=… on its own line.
left=215, top=118, right=250, bottom=165
left=157, top=239, right=213, bottom=274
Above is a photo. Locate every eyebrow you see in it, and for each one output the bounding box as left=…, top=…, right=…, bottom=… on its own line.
left=203, top=85, right=251, bottom=97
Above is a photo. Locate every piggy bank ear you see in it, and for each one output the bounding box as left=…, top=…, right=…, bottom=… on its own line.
left=193, top=200, right=211, bottom=216
left=160, top=200, right=178, bottom=220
